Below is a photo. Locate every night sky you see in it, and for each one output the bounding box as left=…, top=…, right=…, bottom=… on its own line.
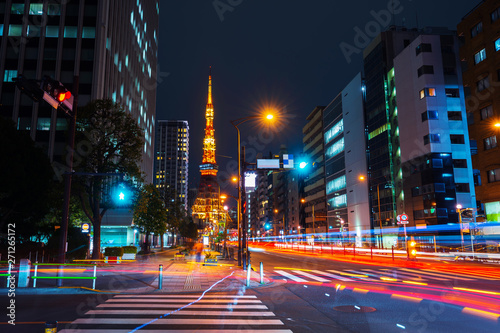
left=157, top=0, right=480, bottom=189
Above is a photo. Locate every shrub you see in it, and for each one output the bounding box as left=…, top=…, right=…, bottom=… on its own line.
left=104, top=247, right=124, bottom=257
left=204, top=251, right=216, bottom=259
left=122, top=246, right=138, bottom=254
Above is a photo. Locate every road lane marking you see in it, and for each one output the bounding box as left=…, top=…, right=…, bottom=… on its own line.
left=72, top=318, right=285, bottom=325
left=85, top=310, right=276, bottom=316
left=106, top=299, right=262, bottom=303
left=60, top=328, right=293, bottom=333
left=114, top=295, right=257, bottom=298
left=391, top=294, right=423, bottom=303
left=419, top=269, right=475, bottom=281
left=97, top=303, right=269, bottom=309
left=274, top=270, right=307, bottom=282
left=462, top=307, right=500, bottom=320
left=311, top=270, right=354, bottom=281
left=292, top=270, right=330, bottom=283
left=360, top=269, right=427, bottom=281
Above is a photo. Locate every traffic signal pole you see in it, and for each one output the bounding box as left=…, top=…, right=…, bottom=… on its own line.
left=57, top=75, right=78, bottom=287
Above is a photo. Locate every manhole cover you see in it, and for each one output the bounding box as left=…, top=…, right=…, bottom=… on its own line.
left=333, top=305, right=376, bottom=313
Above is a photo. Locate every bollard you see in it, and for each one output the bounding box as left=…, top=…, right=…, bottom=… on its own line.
left=392, top=245, right=394, bottom=261
left=93, top=265, right=97, bottom=290
left=33, top=262, right=38, bottom=288
left=45, top=321, right=57, bottom=333
left=260, top=262, right=264, bottom=284
left=158, top=264, right=163, bottom=290
left=246, top=263, right=251, bottom=287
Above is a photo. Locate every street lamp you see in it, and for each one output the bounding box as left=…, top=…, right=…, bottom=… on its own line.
left=231, top=113, right=274, bottom=267
left=456, top=204, right=475, bottom=253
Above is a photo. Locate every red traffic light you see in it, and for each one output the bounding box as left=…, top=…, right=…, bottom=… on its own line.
left=57, top=91, right=71, bottom=102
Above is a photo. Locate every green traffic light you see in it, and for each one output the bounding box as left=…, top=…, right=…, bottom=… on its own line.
left=299, top=162, right=308, bottom=169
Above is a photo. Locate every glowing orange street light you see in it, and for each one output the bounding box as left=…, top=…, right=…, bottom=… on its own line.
left=231, top=176, right=238, bottom=183
left=266, top=114, right=274, bottom=120
left=495, top=123, right=500, bottom=128
left=301, top=198, right=306, bottom=203
left=359, top=175, right=365, bottom=181
left=274, top=209, right=278, bottom=213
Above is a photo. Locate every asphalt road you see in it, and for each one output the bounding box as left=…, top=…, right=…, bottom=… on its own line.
left=1, top=247, right=499, bottom=333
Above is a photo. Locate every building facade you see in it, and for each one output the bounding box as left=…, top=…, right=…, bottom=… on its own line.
left=394, top=33, right=476, bottom=230
left=458, top=0, right=500, bottom=222
left=323, top=73, right=370, bottom=246
left=154, top=120, right=189, bottom=208
left=0, top=0, right=159, bottom=248
left=0, top=0, right=158, bottom=183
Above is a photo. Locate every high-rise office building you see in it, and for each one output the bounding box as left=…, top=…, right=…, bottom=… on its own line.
left=458, top=0, right=500, bottom=222
left=0, top=0, right=158, bottom=183
left=302, top=106, right=327, bottom=234
left=363, top=27, right=475, bottom=245
left=323, top=73, right=370, bottom=246
left=154, top=120, right=189, bottom=208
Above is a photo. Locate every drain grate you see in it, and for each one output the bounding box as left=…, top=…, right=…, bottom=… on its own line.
left=333, top=305, right=376, bottom=313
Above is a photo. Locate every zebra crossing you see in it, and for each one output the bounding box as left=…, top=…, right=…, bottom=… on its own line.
left=59, top=294, right=292, bottom=333
left=273, top=267, right=496, bottom=284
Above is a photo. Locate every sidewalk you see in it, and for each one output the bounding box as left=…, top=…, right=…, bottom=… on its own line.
left=2, top=248, right=273, bottom=295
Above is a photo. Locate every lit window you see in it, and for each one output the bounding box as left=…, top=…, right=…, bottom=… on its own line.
left=484, top=135, right=497, bottom=150
left=82, top=27, right=95, bottom=38
left=423, top=134, right=440, bottom=145
left=46, top=26, right=59, bottom=38
left=64, top=26, right=77, bottom=38
left=419, top=88, right=436, bottom=99
left=326, top=175, right=346, bottom=194
left=0, top=24, right=3, bottom=36
left=325, top=137, right=344, bottom=159
left=8, top=25, right=22, bottom=36
left=488, top=167, right=500, bottom=182
left=480, top=105, right=494, bottom=120
left=324, top=119, right=343, bottom=144
left=29, top=3, right=43, bottom=15
left=11, top=4, right=24, bottom=15
left=496, top=38, right=500, bottom=52
left=474, top=48, right=486, bottom=65
left=471, top=22, right=483, bottom=38
left=3, top=70, right=17, bottom=82
left=421, top=110, right=438, bottom=121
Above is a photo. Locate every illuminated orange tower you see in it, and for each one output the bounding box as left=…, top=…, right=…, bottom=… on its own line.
left=192, top=68, right=224, bottom=228
left=200, top=67, right=218, bottom=176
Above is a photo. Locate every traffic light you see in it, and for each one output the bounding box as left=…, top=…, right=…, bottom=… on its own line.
left=41, top=75, right=72, bottom=103
left=111, top=183, right=133, bottom=206
left=407, top=237, right=417, bottom=260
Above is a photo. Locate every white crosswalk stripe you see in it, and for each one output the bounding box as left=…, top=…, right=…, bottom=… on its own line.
left=59, top=294, right=291, bottom=333
left=274, top=270, right=308, bottom=282
left=270, top=267, right=488, bottom=284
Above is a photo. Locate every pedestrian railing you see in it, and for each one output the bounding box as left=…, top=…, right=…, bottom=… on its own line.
left=31, top=263, right=98, bottom=289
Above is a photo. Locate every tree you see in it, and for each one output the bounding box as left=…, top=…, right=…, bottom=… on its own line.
left=133, top=184, right=167, bottom=253
left=73, top=99, right=144, bottom=259
left=162, top=188, right=191, bottom=245
left=0, top=116, right=54, bottom=242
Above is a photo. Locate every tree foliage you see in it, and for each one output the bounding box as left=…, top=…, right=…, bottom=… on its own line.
left=133, top=184, right=167, bottom=253
left=0, top=116, right=54, bottom=242
left=73, top=99, right=144, bottom=258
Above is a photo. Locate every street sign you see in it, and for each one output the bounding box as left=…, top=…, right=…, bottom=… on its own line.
left=397, top=214, right=409, bottom=224
left=81, top=223, right=90, bottom=233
